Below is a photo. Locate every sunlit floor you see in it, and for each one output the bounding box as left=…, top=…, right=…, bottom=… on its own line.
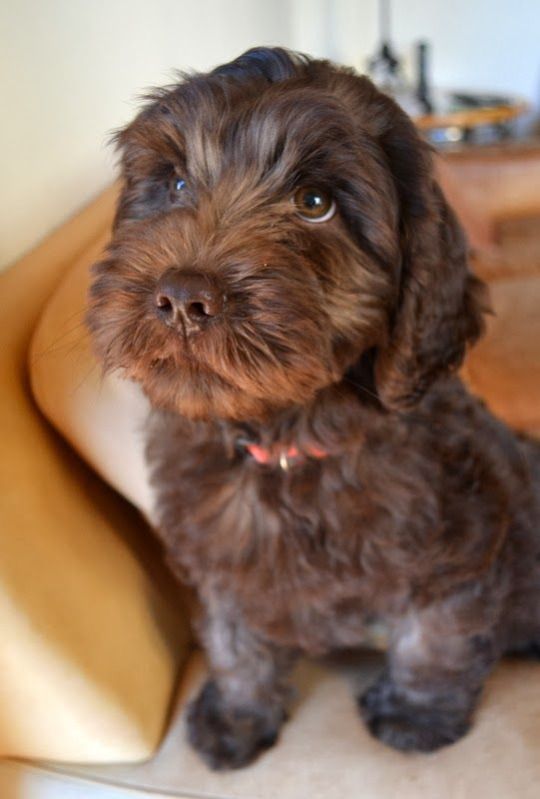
left=4, top=649, right=540, bottom=799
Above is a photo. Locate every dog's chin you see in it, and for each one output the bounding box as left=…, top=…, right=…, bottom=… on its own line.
left=131, top=362, right=327, bottom=423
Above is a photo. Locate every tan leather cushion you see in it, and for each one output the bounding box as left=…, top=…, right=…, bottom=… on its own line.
left=1, top=188, right=190, bottom=762
left=30, top=231, right=155, bottom=519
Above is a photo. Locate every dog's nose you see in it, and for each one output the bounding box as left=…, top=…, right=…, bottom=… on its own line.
left=154, top=269, right=223, bottom=331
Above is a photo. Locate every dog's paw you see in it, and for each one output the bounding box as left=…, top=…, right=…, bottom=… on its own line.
left=358, top=677, right=470, bottom=753
left=507, top=640, right=540, bottom=659
left=187, top=680, right=283, bottom=770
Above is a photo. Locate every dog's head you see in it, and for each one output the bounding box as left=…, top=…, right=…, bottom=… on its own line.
left=88, top=47, right=487, bottom=421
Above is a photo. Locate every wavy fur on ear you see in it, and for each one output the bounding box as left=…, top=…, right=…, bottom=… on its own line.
left=373, top=134, right=489, bottom=409
left=306, top=70, right=490, bottom=410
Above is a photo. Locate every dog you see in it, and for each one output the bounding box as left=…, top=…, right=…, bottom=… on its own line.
left=87, top=47, right=540, bottom=769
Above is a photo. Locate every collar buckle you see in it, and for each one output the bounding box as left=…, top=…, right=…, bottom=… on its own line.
left=242, top=440, right=327, bottom=469
left=279, top=451, right=290, bottom=471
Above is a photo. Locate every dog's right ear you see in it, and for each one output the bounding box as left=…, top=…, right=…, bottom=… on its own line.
left=109, top=84, right=208, bottom=231
left=110, top=123, right=134, bottom=230
left=108, top=112, right=154, bottom=230
left=108, top=102, right=184, bottom=230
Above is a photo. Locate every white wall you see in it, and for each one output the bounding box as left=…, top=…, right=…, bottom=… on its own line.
left=2, top=0, right=540, bottom=269
left=0, top=0, right=293, bottom=269
left=292, top=0, right=540, bottom=104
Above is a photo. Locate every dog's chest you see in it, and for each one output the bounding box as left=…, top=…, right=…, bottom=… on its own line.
left=149, top=425, right=424, bottom=651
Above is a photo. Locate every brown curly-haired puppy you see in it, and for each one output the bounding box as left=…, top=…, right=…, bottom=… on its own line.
left=87, top=47, right=540, bottom=769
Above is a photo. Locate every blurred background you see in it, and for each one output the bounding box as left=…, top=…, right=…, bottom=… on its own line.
left=1, top=0, right=539, bottom=270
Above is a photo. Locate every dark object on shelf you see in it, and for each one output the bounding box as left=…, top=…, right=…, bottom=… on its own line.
left=365, top=1, right=527, bottom=146
left=416, top=41, right=433, bottom=114
left=367, top=0, right=403, bottom=95
left=416, top=93, right=528, bottom=147
left=450, top=92, right=514, bottom=109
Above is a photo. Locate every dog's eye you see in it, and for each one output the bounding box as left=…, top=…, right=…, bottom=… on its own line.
left=293, top=187, right=335, bottom=223
left=172, top=177, right=186, bottom=193
left=167, top=176, right=188, bottom=206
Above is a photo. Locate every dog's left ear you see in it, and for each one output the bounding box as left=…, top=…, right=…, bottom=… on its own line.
left=369, top=98, right=489, bottom=410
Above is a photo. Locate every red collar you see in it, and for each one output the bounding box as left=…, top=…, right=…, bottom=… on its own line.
left=244, top=442, right=328, bottom=470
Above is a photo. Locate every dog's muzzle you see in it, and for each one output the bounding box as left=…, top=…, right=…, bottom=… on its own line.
left=154, top=268, right=224, bottom=334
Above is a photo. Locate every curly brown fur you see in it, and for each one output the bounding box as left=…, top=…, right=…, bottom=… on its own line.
left=87, top=47, right=540, bottom=768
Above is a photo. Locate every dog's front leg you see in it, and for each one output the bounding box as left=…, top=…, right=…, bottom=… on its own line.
left=187, top=595, right=296, bottom=770
left=359, top=588, right=500, bottom=752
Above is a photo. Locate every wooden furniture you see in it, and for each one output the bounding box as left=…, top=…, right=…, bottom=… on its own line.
left=438, top=140, right=540, bottom=433
left=416, top=97, right=528, bottom=144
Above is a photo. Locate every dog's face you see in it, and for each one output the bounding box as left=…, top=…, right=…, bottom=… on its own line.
left=88, top=48, right=486, bottom=421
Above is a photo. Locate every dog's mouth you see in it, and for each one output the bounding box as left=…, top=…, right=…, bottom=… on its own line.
left=125, top=353, right=312, bottom=422
left=147, top=352, right=241, bottom=392
left=127, top=324, right=340, bottom=420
